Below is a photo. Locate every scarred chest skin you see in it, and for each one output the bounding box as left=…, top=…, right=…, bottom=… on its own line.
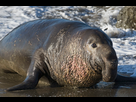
left=48, top=54, right=102, bottom=87
left=60, top=55, right=102, bottom=87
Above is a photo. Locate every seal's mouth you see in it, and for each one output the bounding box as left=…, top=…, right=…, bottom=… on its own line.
left=102, top=71, right=117, bottom=82
left=102, top=60, right=118, bottom=82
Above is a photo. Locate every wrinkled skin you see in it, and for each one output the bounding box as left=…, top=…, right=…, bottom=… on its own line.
left=0, top=19, right=134, bottom=91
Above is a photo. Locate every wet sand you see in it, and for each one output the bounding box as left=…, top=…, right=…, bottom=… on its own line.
left=0, top=72, right=136, bottom=97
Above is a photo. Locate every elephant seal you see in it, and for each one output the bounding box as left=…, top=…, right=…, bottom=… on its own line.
left=0, top=19, right=129, bottom=91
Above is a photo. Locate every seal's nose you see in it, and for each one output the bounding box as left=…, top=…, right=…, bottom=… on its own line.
left=106, top=51, right=117, bottom=62
left=101, top=45, right=118, bottom=82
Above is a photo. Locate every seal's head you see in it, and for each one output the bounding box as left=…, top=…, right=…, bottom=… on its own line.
left=84, top=29, right=118, bottom=82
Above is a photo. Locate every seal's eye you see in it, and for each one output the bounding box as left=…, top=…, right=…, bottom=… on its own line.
left=91, top=43, right=97, bottom=48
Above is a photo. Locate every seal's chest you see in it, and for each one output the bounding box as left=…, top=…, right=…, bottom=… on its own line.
left=57, top=55, right=101, bottom=87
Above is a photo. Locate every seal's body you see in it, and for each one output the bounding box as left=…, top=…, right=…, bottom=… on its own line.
left=0, top=19, right=119, bottom=91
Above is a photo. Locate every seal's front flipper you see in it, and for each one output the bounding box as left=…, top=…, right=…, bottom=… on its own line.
left=6, top=80, right=35, bottom=91
left=6, top=68, right=43, bottom=91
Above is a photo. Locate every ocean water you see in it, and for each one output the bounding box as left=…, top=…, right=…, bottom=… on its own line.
left=0, top=6, right=136, bottom=97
